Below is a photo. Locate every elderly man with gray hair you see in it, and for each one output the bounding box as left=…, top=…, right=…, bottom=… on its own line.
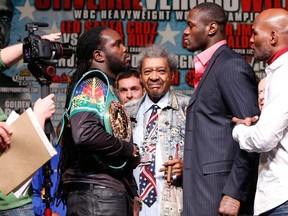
left=125, top=44, right=190, bottom=216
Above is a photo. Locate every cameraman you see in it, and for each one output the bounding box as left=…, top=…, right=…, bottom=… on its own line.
left=0, top=32, right=60, bottom=216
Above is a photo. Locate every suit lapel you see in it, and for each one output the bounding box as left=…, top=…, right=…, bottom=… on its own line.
left=187, top=93, right=195, bottom=107
left=195, top=44, right=227, bottom=92
left=188, top=44, right=227, bottom=108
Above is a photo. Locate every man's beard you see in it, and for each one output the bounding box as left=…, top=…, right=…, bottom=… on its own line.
left=106, top=53, right=130, bottom=75
left=254, top=46, right=271, bottom=61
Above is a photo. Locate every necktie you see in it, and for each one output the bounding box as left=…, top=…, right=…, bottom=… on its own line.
left=139, top=104, right=159, bottom=207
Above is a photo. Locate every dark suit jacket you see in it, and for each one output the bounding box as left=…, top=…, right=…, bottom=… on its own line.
left=183, top=44, right=259, bottom=216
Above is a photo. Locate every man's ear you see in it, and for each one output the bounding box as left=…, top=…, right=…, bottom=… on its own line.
left=208, top=22, right=217, bottom=36
left=270, top=31, right=278, bottom=46
left=93, top=50, right=105, bottom=62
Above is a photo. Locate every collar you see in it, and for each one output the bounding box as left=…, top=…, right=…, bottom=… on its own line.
left=266, top=48, right=288, bottom=65
left=125, top=90, right=179, bottom=123
left=143, top=91, right=170, bottom=114
left=265, top=51, right=288, bottom=76
left=196, top=40, right=227, bottom=66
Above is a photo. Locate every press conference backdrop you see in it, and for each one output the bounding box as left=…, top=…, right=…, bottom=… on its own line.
left=1, top=0, right=278, bottom=127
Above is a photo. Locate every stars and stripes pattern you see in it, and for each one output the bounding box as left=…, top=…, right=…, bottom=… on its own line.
left=140, top=104, right=160, bottom=207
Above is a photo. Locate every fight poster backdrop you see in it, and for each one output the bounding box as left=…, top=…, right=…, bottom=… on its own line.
left=0, top=0, right=284, bottom=127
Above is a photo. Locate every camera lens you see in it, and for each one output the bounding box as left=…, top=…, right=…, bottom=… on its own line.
left=60, top=43, right=74, bottom=59
left=50, top=42, right=73, bottom=59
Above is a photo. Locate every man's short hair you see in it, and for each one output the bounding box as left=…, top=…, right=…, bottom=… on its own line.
left=137, top=44, right=178, bottom=74
left=115, top=69, right=142, bottom=89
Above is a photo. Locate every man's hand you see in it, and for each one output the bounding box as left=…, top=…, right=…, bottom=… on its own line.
left=133, top=197, right=141, bottom=216
left=232, top=116, right=259, bottom=126
left=0, top=122, right=12, bottom=152
left=218, top=195, right=240, bottom=216
left=41, top=32, right=61, bottom=41
left=159, top=158, right=183, bottom=185
left=33, top=94, right=56, bottom=129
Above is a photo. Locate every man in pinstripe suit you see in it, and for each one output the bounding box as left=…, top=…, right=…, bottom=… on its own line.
left=182, top=3, right=260, bottom=216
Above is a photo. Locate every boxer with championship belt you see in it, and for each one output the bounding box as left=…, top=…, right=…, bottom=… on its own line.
left=57, top=27, right=140, bottom=216
left=68, top=69, right=132, bottom=169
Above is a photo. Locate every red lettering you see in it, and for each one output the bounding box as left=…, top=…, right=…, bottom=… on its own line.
left=134, top=23, right=142, bottom=34
left=227, top=36, right=251, bottom=49
left=241, top=0, right=262, bottom=12
left=225, top=23, right=234, bottom=36
left=133, top=0, right=142, bottom=10
left=61, top=21, right=81, bottom=34
left=114, top=22, right=124, bottom=36
left=273, top=0, right=283, bottom=8
left=143, top=23, right=152, bottom=34
left=35, top=0, right=50, bottom=10
left=127, top=22, right=133, bottom=34
left=84, top=21, right=123, bottom=37
left=127, top=34, right=155, bottom=47
left=52, top=73, right=70, bottom=83
left=242, top=0, right=283, bottom=12
left=120, top=0, right=130, bottom=10
left=151, top=23, right=157, bottom=34
left=127, top=22, right=158, bottom=34
left=128, top=34, right=136, bottom=46
left=87, top=0, right=97, bottom=10
left=236, top=24, right=252, bottom=36
left=122, top=0, right=142, bottom=9
left=127, top=22, right=157, bottom=47
left=35, top=0, right=97, bottom=10
left=99, top=0, right=114, bottom=9
left=84, top=21, right=98, bottom=30
left=98, top=0, right=142, bottom=10
left=74, top=0, right=97, bottom=10
left=53, top=0, right=61, bottom=9
left=73, top=0, right=85, bottom=9
left=99, top=0, right=106, bottom=9
left=52, top=75, right=59, bottom=83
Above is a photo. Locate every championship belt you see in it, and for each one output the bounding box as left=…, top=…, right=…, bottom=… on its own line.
left=62, top=69, right=131, bottom=170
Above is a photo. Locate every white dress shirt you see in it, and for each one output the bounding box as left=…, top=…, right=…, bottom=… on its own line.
left=232, top=52, right=288, bottom=215
left=133, top=93, right=169, bottom=216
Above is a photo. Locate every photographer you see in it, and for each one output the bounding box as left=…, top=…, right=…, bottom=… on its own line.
left=0, top=32, right=61, bottom=216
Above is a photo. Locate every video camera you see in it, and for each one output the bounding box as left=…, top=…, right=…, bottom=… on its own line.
left=23, top=22, right=73, bottom=82
left=23, top=22, right=73, bottom=64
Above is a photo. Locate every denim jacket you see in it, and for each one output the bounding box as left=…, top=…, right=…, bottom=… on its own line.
left=125, top=90, right=190, bottom=216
